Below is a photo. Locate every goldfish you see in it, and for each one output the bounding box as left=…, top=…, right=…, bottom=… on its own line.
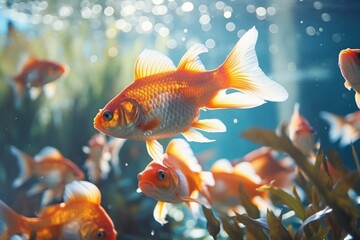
left=5, top=55, right=68, bottom=107
left=94, top=27, right=288, bottom=161
left=207, top=159, right=268, bottom=214
left=241, top=147, right=295, bottom=189
left=288, top=103, right=316, bottom=157
left=83, top=134, right=126, bottom=182
left=0, top=181, right=117, bottom=240
left=137, top=138, right=215, bottom=225
left=320, top=110, right=360, bottom=147
left=10, top=146, right=85, bottom=207
left=338, top=48, right=360, bottom=108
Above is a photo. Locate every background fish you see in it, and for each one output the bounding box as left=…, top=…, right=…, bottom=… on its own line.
left=339, top=48, right=360, bottom=108
left=10, top=146, right=84, bottom=207
left=94, top=27, right=288, bottom=161
left=0, top=181, right=117, bottom=240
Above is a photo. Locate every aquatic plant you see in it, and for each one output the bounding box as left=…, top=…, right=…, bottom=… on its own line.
left=201, top=125, right=360, bottom=239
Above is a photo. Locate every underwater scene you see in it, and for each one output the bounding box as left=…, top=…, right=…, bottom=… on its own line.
left=1, top=0, right=360, bottom=239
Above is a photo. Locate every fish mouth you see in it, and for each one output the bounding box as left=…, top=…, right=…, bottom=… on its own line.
left=138, top=180, right=158, bottom=198
left=93, top=110, right=102, bottom=130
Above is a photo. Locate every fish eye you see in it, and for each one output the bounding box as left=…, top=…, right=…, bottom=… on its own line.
left=357, top=52, right=360, bottom=59
left=96, top=229, right=105, bottom=239
left=102, top=110, right=113, bottom=121
left=158, top=170, right=166, bottom=181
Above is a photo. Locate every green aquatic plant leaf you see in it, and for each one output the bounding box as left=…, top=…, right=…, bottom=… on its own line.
left=221, top=218, right=244, bottom=240
left=202, top=206, right=220, bottom=239
left=238, top=183, right=260, bottom=218
left=267, top=209, right=293, bottom=240
left=294, top=207, right=332, bottom=240
left=242, top=127, right=360, bottom=238
left=234, top=213, right=269, bottom=240
left=258, top=184, right=306, bottom=221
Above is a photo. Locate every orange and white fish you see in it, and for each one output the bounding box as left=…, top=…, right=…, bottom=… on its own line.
left=208, top=159, right=268, bottom=214
left=10, top=146, right=85, bottom=207
left=137, top=138, right=214, bottom=225
left=6, top=55, right=68, bottom=107
left=94, top=27, right=288, bottom=161
left=83, top=134, right=127, bottom=182
left=288, top=103, right=316, bottom=157
left=0, top=181, right=117, bottom=240
left=241, top=147, right=295, bottom=189
left=338, top=48, right=360, bottom=108
left=320, top=111, right=360, bottom=147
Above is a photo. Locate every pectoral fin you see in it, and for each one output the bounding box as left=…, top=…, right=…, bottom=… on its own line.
left=191, top=119, right=226, bottom=132
left=146, top=140, right=164, bottom=162
left=153, top=201, right=169, bottom=225
left=181, top=128, right=214, bottom=143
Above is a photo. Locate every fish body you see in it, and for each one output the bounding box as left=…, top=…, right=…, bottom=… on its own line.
left=208, top=159, right=267, bottom=213
left=339, top=48, right=360, bottom=108
left=6, top=55, right=68, bottom=107
left=94, top=27, right=288, bottom=161
left=288, top=103, right=316, bottom=157
left=241, top=147, right=295, bottom=188
left=0, top=181, right=117, bottom=240
left=137, top=138, right=214, bottom=225
left=10, top=146, right=85, bottom=207
left=83, top=134, right=126, bottom=182
left=320, top=111, right=360, bottom=146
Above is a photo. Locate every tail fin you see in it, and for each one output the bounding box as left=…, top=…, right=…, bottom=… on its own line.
left=10, top=146, right=34, bottom=188
left=0, top=200, right=37, bottom=238
left=4, top=76, right=25, bottom=108
left=218, top=27, right=288, bottom=102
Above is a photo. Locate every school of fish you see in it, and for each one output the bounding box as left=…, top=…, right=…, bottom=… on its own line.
left=2, top=21, right=359, bottom=239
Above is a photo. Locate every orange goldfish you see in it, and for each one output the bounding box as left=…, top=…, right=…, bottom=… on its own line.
left=0, top=181, right=117, bottom=240
left=6, top=55, right=68, bottom=107
left=241, top=147, right=295, bottom=189
left=338, top=48, right=360, bottom=108
left=288, top=103, right=316, bottom=157
left=208, top=159, right=268, bottom=214
left=10, top=146, right=84, bottom=207
left=83, top=134, right=127, bottom=182
left=320, top=111, right=360, bottom=146
left=137, top=138, right=214, bottom=225
left=94, top=27, right=288, bottom=161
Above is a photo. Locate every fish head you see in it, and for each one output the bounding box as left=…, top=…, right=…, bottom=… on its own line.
left=338, top=48, right=360, bottom=84
left=137, top=161, right=179, bottom=202
left=79, top=214, right=117, bottom=240
left=94, top=98, right=142, bottom=138
left=42, top=61, right=69, bottom=84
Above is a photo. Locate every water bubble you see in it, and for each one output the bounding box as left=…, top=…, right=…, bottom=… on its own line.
left=167, top=39, right=177, bottom=49
left=224, top=10, right=231, bottom=18
left=305, top=26, right=316, bottom=36
left=182, top=2, right=194, bottom=12
left=205, top=39, right=215, bottom=49
left=332, top=33, right=342, bottom=43
left=199, top=14, right=211, bottom=25
left=287, top=62, right=297, bottom=72
left=256, top=7, right=266, bottom=19
left=246, top=4, right=256, bottom=13
left=104, top=6, right=114, bottom=16
left=313, top=1, right=323, bottom=10
left=321, top=13, right=331, bottom=22
left=199, top=4, right=207, bottom=13
left=233, top=118, right=238, bottom=124
left=106, top=28, right=117, bottom=38
left=151, top=230, right=155, bottom=236
left=201, top=24, right=212, bottom=32
left=81, top=7, right=91, bottom=19
left=269, top=24, right=278, bottom=33
left=267, top=6, right=276, bottom=16
left=92, top=4, right=102, bottom=15
left=215, top=1, right=225, bottom=10
left=58, top=6, right=73, bottom=18
left=90, top=55, right=98, bottom=63
left=226, top=22, right=236, bottom=32
left=125, top=162, right=129, bottom=167
left=121, top=5, right=136, bottom=16
left=158, top=26, right=169, bottom=37
left=152, top=0, right=164, bottom=5
left=152, top=5, right=168, bottom=15
left=269, top=44, right=278, bottom=54
left=108, top=47, right=118, bottom=57
left=140, top=20, right=153, bottom=32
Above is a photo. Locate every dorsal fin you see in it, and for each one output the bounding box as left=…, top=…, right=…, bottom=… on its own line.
left=34, top=146, right=63, bottom=162
left=210, top=159, right=233, bottom=173
left=17, top=54, right=37, bottom=72
left=177, top=44, right=208, bottom=72
left=233, top=162, right=262, bottom=184
left=134, top=49, right=176, bottom=80
left=64, top=181, right=101, bottom=204
left=166, top=138, right=202, bottom=172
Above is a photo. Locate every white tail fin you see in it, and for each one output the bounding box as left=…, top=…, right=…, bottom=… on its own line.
left=10, top=146, right=33, bottom=188
left=218, top=27, right=288, bottom=102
